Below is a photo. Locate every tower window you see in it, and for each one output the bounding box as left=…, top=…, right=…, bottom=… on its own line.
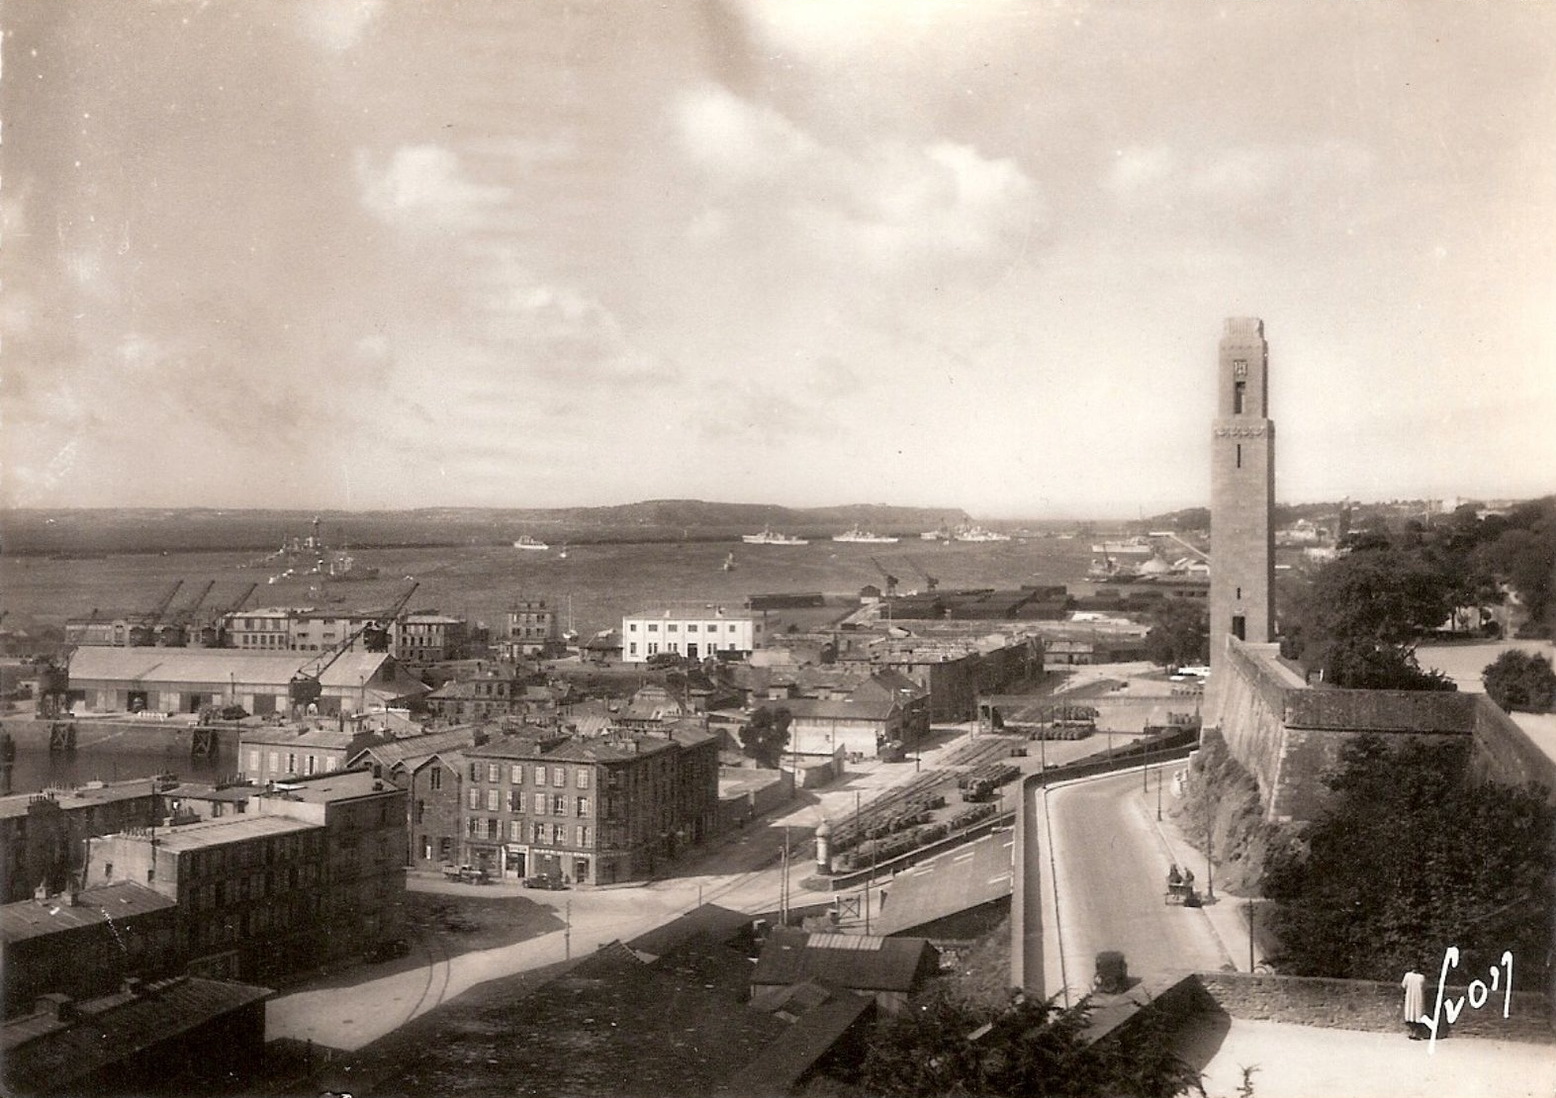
left=1231, top=614, right=1246, bottom=641
left=1233, top=381, right=1246, bottom=414
left=1236, top=444, right=1242, bottom=469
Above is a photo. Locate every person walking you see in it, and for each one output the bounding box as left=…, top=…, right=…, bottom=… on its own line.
left=1401, top=969, right=1427, bottom=1038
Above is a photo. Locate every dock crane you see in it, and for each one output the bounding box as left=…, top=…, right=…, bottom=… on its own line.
left=1146, top=530, right=1211, bottom=564
left=129, top=581, right=183, bottom=647
left=158, top=579, right=216, bottom=647
left=869, top=557, right=899, bottom=599
left=287, top=582, right=417, bottom=715
left=199, top=582, right=259, bottom=647
left=905, top=556, right=940, bottom=592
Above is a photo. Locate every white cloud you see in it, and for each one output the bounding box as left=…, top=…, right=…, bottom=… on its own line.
left=356, top=145, right=510, bottom=231
left=673, top=83, right=1040, bottom=273
left=1107, top=142, right=1374, bottom=210
left=303, top=0, right=383, bottom=53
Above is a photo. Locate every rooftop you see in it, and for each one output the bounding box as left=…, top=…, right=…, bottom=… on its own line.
left=105, top=813, right=317, bottom=852
left=0, top=778, right=162, bottom=821
left=67, top=646, right=404, bottom=690
left=751, top=929, right=937, bottom=994
left=1, top=882, right=177, bottom=944
left=259, top=768, right=397, bottom=804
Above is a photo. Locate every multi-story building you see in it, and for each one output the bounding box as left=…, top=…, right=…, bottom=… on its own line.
left=80, top=769, right=406, bottom=983
left=82, top=814, right=327, bottom=982
left=0, top=778, right=167, bottom=903
left=407, top=750, right=468, bottom=870
left=239, top=726, right=360, bottom=785
left=223, top=608, right=295, bottom=651
left=502, top=598, right=560, bottom=658
left=394, top=612, right=471, bottom=665
left=457, top=725, right=719, bottom=885
left=621, top=607, right=762, bottom=664
left=424, top=662, right=523, bottom=722
left=287, top=610, right=375, bottom=653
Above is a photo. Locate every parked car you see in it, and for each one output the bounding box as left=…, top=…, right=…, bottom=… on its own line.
left=522, top=874, right=568, bottom=890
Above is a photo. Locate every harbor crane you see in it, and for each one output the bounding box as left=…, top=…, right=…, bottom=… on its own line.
left=158, top=579, right=216, bottom=647
left=905, top=556, right=939, bottom=592
left=128, top=580, right=183, bottom=647
left=198, top=582, right=259, bottom=647
left=287, top=582, right=417, bottom=714
left=1146, top=530, right=1211, bottom=564
left=869, top=557, right=899, bottom=599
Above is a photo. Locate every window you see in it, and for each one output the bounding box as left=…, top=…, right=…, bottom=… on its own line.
left=1236, top=443, right=1243, bottom=469
left=647, top=623, right=659, bottom=632
left=629, top=642, right=638, bottom=656
left=728, top=624, right=737, bottom=633
left=429, top=767, right=442, bottom=791
left=470, top=762, right=480, bottom=782
left=552, top=794, right=567, bottom=815
left=486, top=788, right=500, bottom=812
left=511, top=764, right=523, bottom=784
left=325, top=756, right=339, bottom=772
left=105, top=861, right=114, bottom=880
left=487, top=762, right=500, bottom=783
left=628, top=622, right=638, bottom=632
left=269, top=751, right=279, bottom=773
left=416, top=799, right=426, bottom=824
left=1233, top=380, right=1246, bottom=414
left=552, top=823, right=567, bottom=844
left=508, top=789, right=522, bottom=812
left=467, top=817, right=478, bottom=837
left=576, top=769, right=590, bottom=790
left=687, top=623, right=698, bottom=633
left=648, top=643, right=659, bottom=655
left=247, top=749, right=260, bottom=772
left=578, top=825, right=590, bottom=846
left=306, top=755, right=317, bottom=775
left=552, top=767, right=566, bottom=787
left=668, top=623, right=678, bottom=632
left=439, top=837, right=453, bottom=861
left=509, top=819, right=523, bottom=841
left=531, top=822, right=545, bottom=843
left=533, top=792, right=547, bottom=815
left=485, top=818, right=499, bottom=840
left=286, top=753, right=296, bottom=774
left=1231, top=614, right=1247, bottom=641
left=576, top=797, right=589, bottom=816
left=468, top=788, right=481, bottom=810
left=421, top=836, right=433, bottom=860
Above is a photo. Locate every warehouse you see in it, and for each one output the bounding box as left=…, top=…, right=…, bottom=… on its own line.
left=65, top=647, right=428, bottom=718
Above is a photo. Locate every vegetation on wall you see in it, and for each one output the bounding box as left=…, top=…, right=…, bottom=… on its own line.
left=1262, top=734, right=1555, bottom=983
left=1143, top=599, right=1209, bottom=670
left=739, top=705, right=792, bottom=768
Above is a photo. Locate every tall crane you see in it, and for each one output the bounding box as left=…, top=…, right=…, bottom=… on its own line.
left=869, top=557, right=899, bottom=599
left=288, top=582, right=418, bottom=714
left=905, top=556, right=939, bottom=592
left=1146, top=530, right=1211, bottom=564
left=199, top=582, right=259, bottom=647
left=129, top=580, right=183, bottom=647
left=159, top=579, right=216, bottom=647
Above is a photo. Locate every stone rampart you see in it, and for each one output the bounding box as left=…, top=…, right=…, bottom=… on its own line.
left=1215, top=638, right=1553, bottom=822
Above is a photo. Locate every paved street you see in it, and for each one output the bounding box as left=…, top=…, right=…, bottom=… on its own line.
left=267, top=725, right=986, bottom=1051
left=1040, top=766, right=1233, bottom=1004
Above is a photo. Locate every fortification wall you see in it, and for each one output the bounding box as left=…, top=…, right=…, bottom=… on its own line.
left=1214, top=639, right=1549, bottom=823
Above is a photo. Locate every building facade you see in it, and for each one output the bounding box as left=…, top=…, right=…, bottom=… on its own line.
left=0, top=779, right=166, bottom=903
left=621, top=607, right=762, bottom=663
left=394, top=613, right=471, bottom=664
left=503, top=599, right=560, bottom=657
left=457, top=726, right=719, bottom=885
left=1209, top=316, right=1276, bottom=682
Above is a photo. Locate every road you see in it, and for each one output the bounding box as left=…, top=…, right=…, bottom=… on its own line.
left=1041, top=766, right=1232, bottom=1004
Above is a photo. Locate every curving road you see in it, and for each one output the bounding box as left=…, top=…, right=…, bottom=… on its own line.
left=1040, top=766, right=1232, bottom=1003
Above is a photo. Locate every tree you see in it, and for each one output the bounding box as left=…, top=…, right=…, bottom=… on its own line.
left=1482, top=649, right=1556, bottom=713
left=856, top=987, right=1202, bottom=1098
left=1143, top=600, right=1209, bottom=669
left=1263, top=735, right=1555, bottom=982
left=1476, top=498, right=1556, bottom=636
left=738, top=705, right=792, bottom=768
left=1291, top=546, right=1456, bottom=690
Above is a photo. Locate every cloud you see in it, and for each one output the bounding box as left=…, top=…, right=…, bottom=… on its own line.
left=356, top=145, right=510, bottom=231
left=673, top=83, right=1040, bottom=274
left=302, top=0, right=384, bottom=53
left=1107, top=142, right=1375, bottom=210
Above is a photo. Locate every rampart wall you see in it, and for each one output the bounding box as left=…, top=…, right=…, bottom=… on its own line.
left=1213, top=638, right=1556, bottom=823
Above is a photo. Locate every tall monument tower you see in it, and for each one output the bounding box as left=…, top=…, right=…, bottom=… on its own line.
left=1209, top=317, right=1275, bottom=682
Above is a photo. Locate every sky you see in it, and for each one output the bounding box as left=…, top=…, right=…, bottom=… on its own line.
left=2, top=1, right=1553, bottom=520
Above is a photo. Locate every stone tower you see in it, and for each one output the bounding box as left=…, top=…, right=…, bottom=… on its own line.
left=1209, top=317, right=1275, bottom=681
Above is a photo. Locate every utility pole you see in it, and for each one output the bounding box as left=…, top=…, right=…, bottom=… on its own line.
left=1157, top=765, right=1163, bottom=821
left=1206, top=818, right=1215, bottom=903
left=564, top=900, right=572, bottom=959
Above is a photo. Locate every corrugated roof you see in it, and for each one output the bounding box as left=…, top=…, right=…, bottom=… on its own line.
left=2, top=976, right=272, bottom=1090
left=2, top=883, right=176, bottom=944
left=117, top=814, right=318, bottom=852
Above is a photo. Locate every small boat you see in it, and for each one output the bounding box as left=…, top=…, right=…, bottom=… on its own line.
left=832, top=526, right=899, bottom=544
left=722, top=552, right=736, bottom=572
left=557, top=543, right=570, bottom=560
left=513, top=536, right=550, bottom=551
left=742, top=526, right=809, bottom=546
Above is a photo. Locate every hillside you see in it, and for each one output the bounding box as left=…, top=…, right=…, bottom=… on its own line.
left=0, top=502, right=974, bottom=556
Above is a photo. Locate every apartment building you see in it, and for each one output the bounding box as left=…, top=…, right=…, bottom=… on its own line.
left=621, top=607, right=762, bottom=663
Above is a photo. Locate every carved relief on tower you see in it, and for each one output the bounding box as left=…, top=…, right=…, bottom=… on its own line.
left=1214, top=423, right=1270, bottom=438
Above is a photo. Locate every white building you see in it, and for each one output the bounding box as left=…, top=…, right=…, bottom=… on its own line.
left=621, top=606, right=762, bottom=663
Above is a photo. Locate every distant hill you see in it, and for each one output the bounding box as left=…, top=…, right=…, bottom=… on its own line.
left=0, top=502, right=974, bottom=555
